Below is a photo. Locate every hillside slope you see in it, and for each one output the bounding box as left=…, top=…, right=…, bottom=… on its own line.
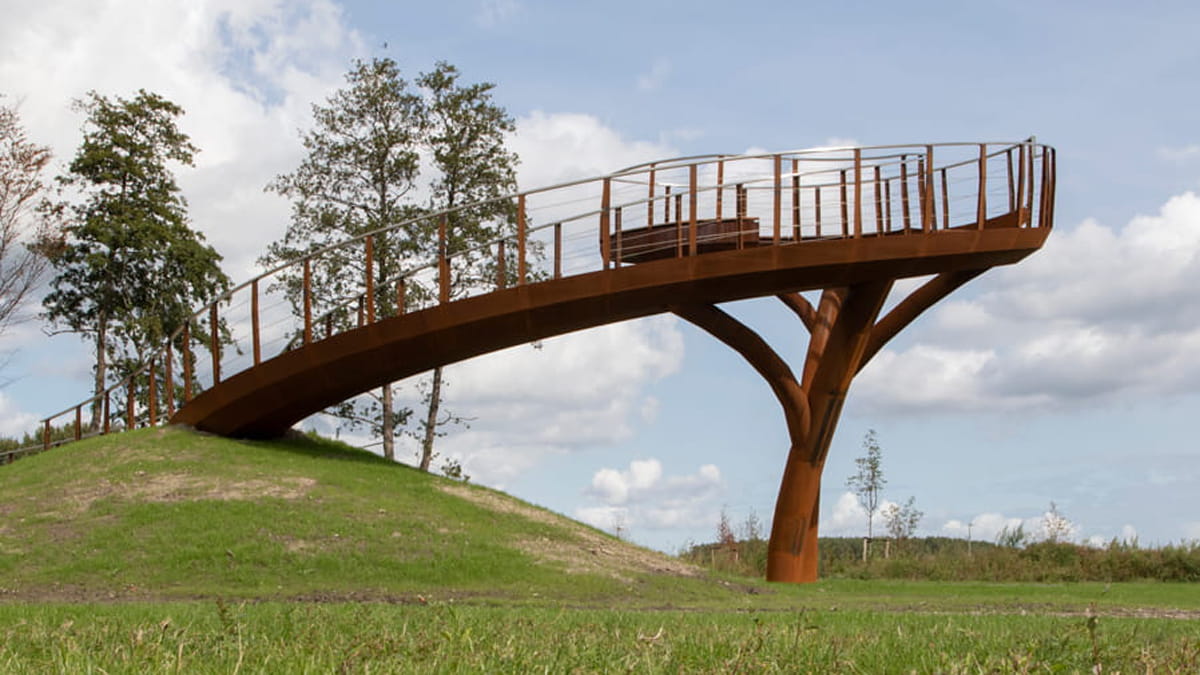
left=0, top=427, right=725, bottom=604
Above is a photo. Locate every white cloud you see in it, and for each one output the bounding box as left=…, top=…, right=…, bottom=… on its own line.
left=475, top=0, right=521, bottom=28
left=1158, top=144, right=1200, bottom=162
left=636, top=59, right=672, bottom=92
left=510, top=111, right=677, bottom=187
left=0, top=0, right=365, bottom=282
left=0, top=392, right=39, bottom=437
left=941, top=512, right=1027, bottom=543
left=858, top=191, right=1200, bottom=414
left=576, top=458, right=724, bottom=533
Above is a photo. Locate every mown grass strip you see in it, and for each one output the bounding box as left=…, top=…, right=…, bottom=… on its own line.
left=1, top=602, right=1197, bottom=673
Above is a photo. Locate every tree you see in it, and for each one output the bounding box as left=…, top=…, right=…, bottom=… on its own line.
left=412, top=61, right=519, bottom=472
left=1040, top=501, right=1073, bottom=543
left=846, top=428, right=887, bottom=560
left=264, top=58, right=521, bottom=469
left=263, top=57, right=425, bottom=461
left=0, top=99, right=56, bottom=353
left=882, top=496, right=923, bottom=553
left=43, top=90, right=229, bottom=424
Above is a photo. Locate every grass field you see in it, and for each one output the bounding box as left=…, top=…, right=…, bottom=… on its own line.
left=2, top=597, right=1198, bottom=673
left=1, top=428, right=1197, bottom=672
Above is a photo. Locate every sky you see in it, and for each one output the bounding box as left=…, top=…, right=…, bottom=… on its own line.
left=2, top=0, right=1199, bottom=553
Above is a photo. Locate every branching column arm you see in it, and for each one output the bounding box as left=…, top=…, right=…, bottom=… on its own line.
left=670, top=303, right=811, bottom=443
left=776, top=292, right=817, bottom=333
left=857, top=269, right=985, bottom=373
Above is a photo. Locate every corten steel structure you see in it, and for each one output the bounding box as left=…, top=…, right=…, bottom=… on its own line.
left=32, top=141, right=1055, bottom=583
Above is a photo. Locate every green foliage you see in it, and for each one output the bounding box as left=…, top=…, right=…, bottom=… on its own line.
left=263, top=58, right=523, bottom=465
left=846, top=428, right=886, bottom=544
left=683, top=535, right=1200, bottom=583
left=41, top=90, right=229, bottom=411
left=882, top=495, right=923, bottom=545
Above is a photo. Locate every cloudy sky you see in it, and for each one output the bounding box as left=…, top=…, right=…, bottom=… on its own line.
left=3, top=0, right=1199, bottom=553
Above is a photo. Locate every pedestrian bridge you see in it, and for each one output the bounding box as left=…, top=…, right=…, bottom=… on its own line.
left=36, top=141, right=1055, bottom=582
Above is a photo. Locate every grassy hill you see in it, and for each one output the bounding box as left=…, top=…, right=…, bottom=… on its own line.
left=0, top=427, right=730, bottom=605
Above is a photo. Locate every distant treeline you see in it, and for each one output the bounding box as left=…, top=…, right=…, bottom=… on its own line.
left=682, top=536, right=1200, bottom=583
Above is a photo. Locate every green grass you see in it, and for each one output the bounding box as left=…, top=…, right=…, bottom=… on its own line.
left=1, top=601, right=1197, bottom=673
left=3, top=428, right=1199, bottom=671
left=0, top=427, right=726, bottom=604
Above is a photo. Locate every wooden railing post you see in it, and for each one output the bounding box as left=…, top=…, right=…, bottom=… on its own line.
left=553, top=223, right=562, bottom=279
left=74, top=406, right=81, bottom=441
left=615, top=207, right=624, bottom=263
left=182, top=321, right=193, bottom=403
left=647, top=165, right=656, bottom=227
left=792, top=158, right=801, bottom=240
left=874, top=165, right=883, bottom=233
left=210, top=304, right=220, bottom=385
left=917, top=157, right=928, bottom=233
left=1038, top=146, right=1050, bottom=228
left=517, top=194, right=527, bottom=284
left=773, top=154, right=782, bottom=244
left=977, top=143, right=988, bottom=229
left=148, top=360, right=157, bottom=426
left=1006, top=148, right=1015, bottom=212
left=497, top=240, right=507, bottom=289
left=923, top=146, right=935, bottom=232
left=251, top=280, right=261, bottom=366
left=940, top=169, right=950, bottom=229
left=839, top=169, right=849, bottom=237
left=365, top=235, right=376, bottom=324
left=103, top=394, right=110, bottom=434
left=126, top=383, right=135, bottom=430
left=716, top=159, right=725, bottom=221
left=674, top=191, right=683, bottom=258
left=303, top=259, right=313, bottom=345
left=814, top=185, right=823, bottom=237
left=853, top=149, right=862, bottom=238
left=164, top=344, right=175, bottom=418
left=396, top=278, right=406, bottom=315
left=600, top=178, right=612, bottom=269
left=1016, top=143, right=1028, bottom=226
left=43, top=419, right=50, bottom=450
left=689, top=164, right=698, bottom=255
left=900, top=155, right=911, bottom=232
left=439, top=215, right=450, bottom=303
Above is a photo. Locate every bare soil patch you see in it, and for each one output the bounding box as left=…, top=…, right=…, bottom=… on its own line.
left=438, top=483, right=699, bottom=580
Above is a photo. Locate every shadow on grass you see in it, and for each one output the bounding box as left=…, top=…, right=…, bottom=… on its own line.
left=230, top=429, right=422, bottom=472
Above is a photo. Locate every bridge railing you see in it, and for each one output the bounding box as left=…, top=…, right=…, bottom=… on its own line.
left=22, top=141, right=1054, bottom=457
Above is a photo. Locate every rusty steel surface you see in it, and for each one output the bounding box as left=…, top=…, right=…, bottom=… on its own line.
left=34, top=141, right=1056, bottom=584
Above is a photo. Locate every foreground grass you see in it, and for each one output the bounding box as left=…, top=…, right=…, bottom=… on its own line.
left=2, top=601, right=1198, bottom=673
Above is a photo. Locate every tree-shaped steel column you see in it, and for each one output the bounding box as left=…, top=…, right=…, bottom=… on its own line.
left=674, top=268, right=992, bottom=583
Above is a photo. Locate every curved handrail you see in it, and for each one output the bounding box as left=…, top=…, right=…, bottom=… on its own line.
left=25, top=140, right=1055, bottom=454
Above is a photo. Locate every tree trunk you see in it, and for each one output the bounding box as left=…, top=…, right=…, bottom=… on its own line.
left=91, top=315, right=107, bottom=430
left=419, top=366, right=443, bottom=472
left=380, top=383, right=395, bottom=461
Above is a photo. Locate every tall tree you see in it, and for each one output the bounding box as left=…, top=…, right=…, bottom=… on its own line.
left=413, top=61, right=519, bottom=472
left=265, top=58, right=521, bottom=469
left=846, top=428, right=887, bottom=560
left=42, top=90, right=229, bottom=424
left=0, top=99, right=56, bottom=353
left=263, top=57, right=426, bottom=461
